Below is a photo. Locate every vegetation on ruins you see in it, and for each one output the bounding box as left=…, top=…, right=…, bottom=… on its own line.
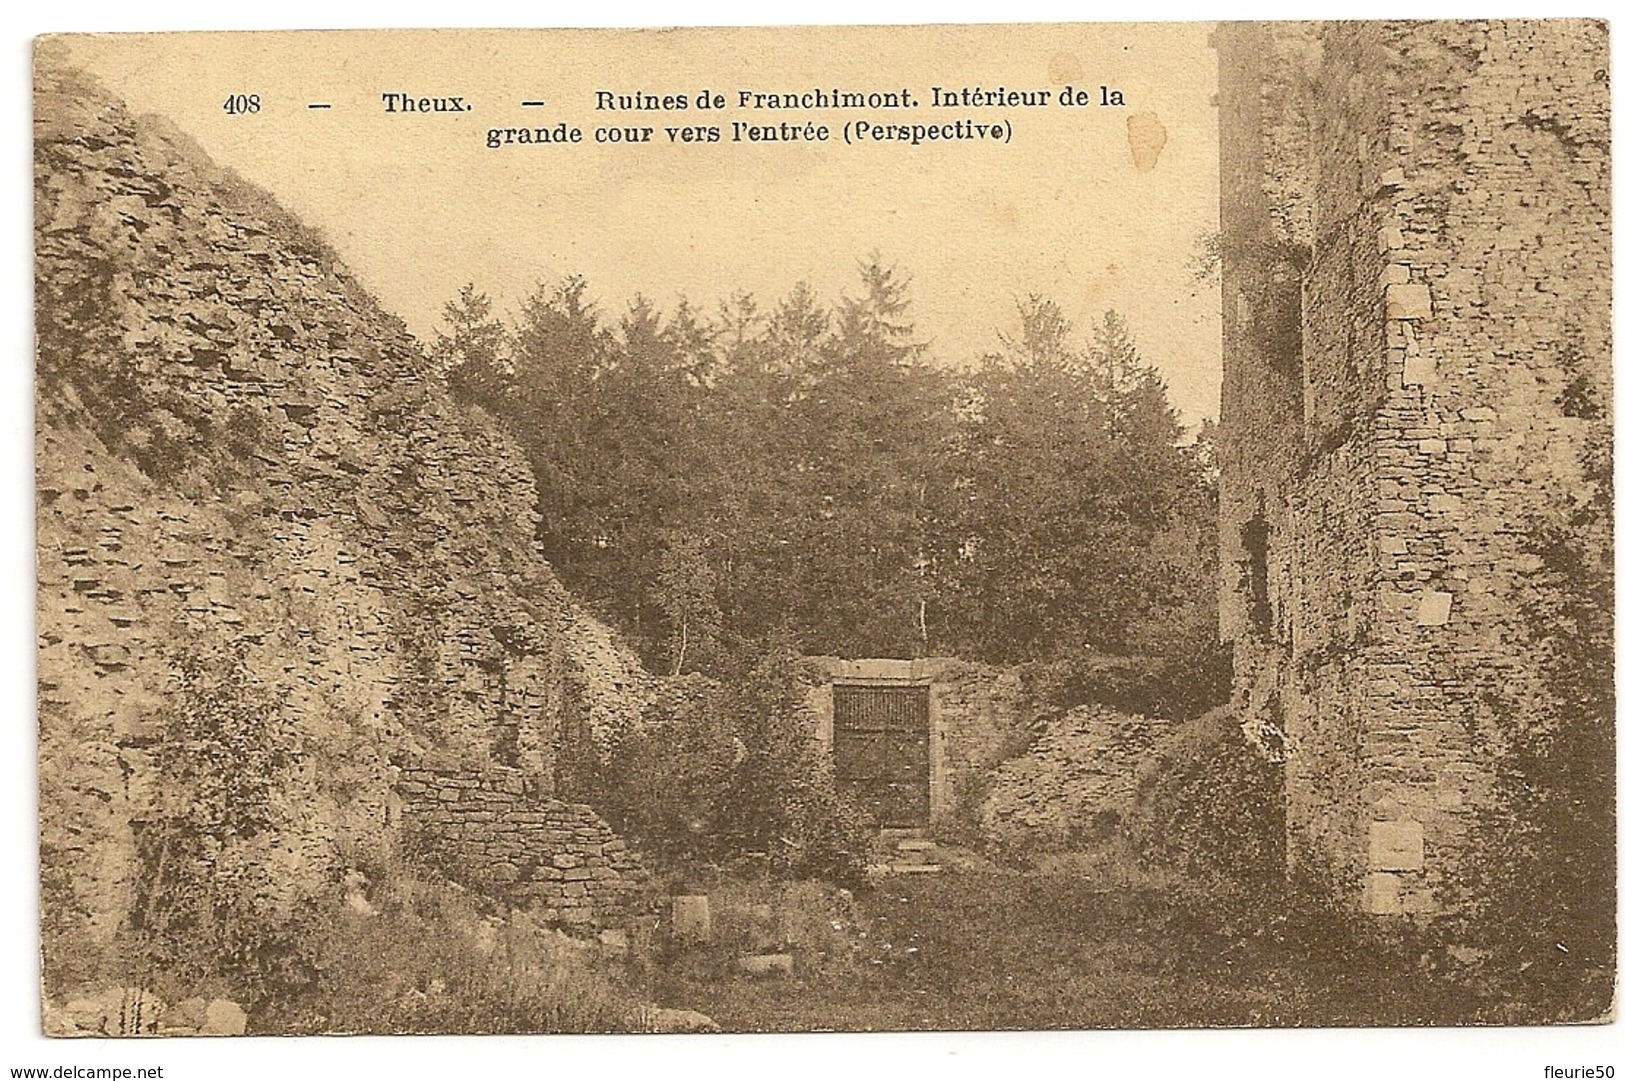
left=432, top=267, right=1225, bottom=720
left=1127, top=705, right=1285, bottom=897
left=35, top=36, right=1618, bottom=1037
left=431, top=269, right=1228, bottom=881
left=128, top=645, right=320, bottom=1003
left=1468, top=418, right=1615, bottom=1020
left=597, top=656, right=875, bottom=887
left=256, top=880, right=651, bottom=1035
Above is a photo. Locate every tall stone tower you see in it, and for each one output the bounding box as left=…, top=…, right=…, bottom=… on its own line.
left=1215, top=21, right=1611, bottom=919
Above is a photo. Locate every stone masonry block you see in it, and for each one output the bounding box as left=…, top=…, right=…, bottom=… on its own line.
left=1368, top=820, right=1425, bottom=871
left=1386, top=282, right=1434, bottom=321
left=1365, top=872, right=1403, bottom=915
left=672, top=895, right=711, bottom=941
left=1417, top=590, right=1453, bottom=626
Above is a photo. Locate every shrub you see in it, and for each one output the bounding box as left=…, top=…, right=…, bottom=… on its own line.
left=129, top=645, right=326, bottom=1003
left=1463, top=431, right=1614, bottom=1018
left=1125, top=706, right=1285, bottom=895
left=602, top=653, right=875, bottom=887
left=720, top=652, right=876, bottom=886
left=599, top=673, right=742, bottom=866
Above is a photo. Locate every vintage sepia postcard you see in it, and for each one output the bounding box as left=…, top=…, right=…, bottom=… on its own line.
left=30, top=16, right=1614, bottom=1059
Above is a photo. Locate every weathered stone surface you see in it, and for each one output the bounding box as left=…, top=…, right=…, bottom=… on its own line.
left=1365, top=872, right=1403, bottom=916
left=1384, top=283, right=1434, bottom=321
left=1216, top=20, right=1610, bottom=920
left=397, top=763, right=655, bottom=929
left=34, top=59, right=655, bottom=991
left=1368, top=820, right=1425, bottom=872
left=50, top=988, right=166, bottom=1036
left=672, top=894, right=712, bottom=941
left=167, top=997, right=209, bottom=1031
left=200, top=1000, right=248, bottom=1037
left=977, top=704, right=1170, bottom=855
left=642, top=1007, right=720, bottom=1034
left=596, top=928, right=630, bottom=959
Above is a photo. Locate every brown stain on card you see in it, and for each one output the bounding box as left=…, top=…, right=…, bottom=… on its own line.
left=1127, top=112, right=1167, bottom=172
left=1048, top=50, right=1085, bottom=85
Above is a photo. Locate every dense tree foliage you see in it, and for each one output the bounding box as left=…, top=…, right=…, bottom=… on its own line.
left=432, top=264, right=1224, bottom=717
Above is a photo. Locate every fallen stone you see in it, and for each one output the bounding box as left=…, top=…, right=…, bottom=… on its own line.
left=60, top=987, right=165, bottom=1035
left=644, top=1007, right=720, bottom=1034
left=200, top=999, right=247, bottom=1036
left=42, top=1004, right=78, bottom=1037
left=597, top=928, right=629, bottom=959
left=345, top=890, right=379, bottom=917
left=737, top=953, right=794, bottom=977
left=60, top=997, right=109, bottom=1033
left=672, top=894, right=711, bottom=941
left=168, top=996, right=209, bottom=1030
left=1385, top=282, right=1434, bottom=321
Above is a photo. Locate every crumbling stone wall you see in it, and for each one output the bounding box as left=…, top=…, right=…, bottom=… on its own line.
left=1216, top=21, right=1611, bottom=918
left=35, top=60, right=650, bottom=986
left=977, top=704, right=1170, bottom=857
left=397, top=764, right=654, bottom=926
left=926, top=660, right=1034, bottom=827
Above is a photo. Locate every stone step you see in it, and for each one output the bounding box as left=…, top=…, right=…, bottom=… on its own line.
left=869, top=862, right=943, bottom=876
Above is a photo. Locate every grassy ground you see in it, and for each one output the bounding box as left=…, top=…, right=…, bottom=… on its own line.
left=638, top=866, right=1609, bottom=1031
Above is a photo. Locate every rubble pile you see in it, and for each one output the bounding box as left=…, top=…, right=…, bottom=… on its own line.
left=977, top=704, right=1170, bottom=856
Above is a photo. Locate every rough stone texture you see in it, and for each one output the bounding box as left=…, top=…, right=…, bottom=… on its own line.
left=977, top=705, right=1171, bottom=856
left=928, top=660, right=1036, bottom=827
left=35, top=61, right=650, bottom=986
left=398, top=764, right=655, bottom=927
left=671, top=894, right=713, bottom=941
left=43, top=988, right=248, bottom=1038
left=639, top=1007, right=720, bottom=1034
left=1216, top=21, right=1611, bottom=918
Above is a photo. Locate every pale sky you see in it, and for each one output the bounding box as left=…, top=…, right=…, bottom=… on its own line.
left=62, top=23, right=1222, bottom=424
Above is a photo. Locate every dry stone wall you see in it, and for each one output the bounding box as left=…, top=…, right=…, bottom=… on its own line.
left=397, top=765, right=654, bottom=926
left=1216, top=21, right=1611, bottom=919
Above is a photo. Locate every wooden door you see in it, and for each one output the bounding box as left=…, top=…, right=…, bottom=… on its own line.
left=832, top=684, right=930, bottom=828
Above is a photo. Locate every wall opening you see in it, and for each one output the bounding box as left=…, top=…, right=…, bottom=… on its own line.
left=1240, top=503, right=1273, bottom=639
left=832, top=683, right=930, bottom=829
